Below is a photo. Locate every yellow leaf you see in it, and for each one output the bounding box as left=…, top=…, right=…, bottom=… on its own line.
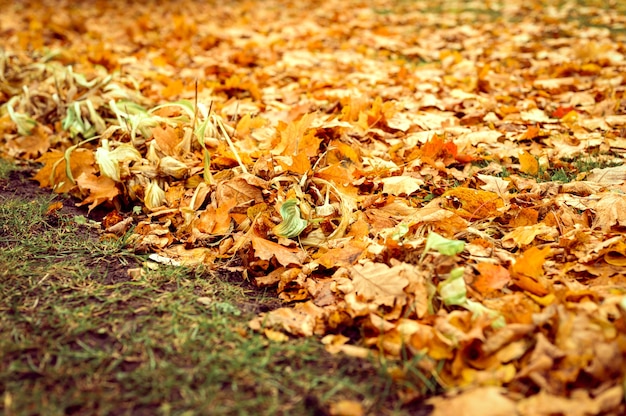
left=511, top=246, right=550, bottom=280
left=273, top=112, right=317, bottom=156
left=330, top=400, right=364, bottom=416
left=264, top=328, right=289, bottom=342
left=519, top=150, right=539, bottom=175
left=441, top=187, right=503, bottom=220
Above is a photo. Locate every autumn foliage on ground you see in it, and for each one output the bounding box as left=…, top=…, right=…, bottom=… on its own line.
left=1, top=0, right=626, bottom=413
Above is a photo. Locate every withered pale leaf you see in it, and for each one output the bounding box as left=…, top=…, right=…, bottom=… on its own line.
left=592, top=193, right=626, bottom=231
left=428, top=387, right=516, bottom=416
left=348, top=262, right=409, bottom=307
left=477, top=173, right=510, bottom=196
left=381, top=175, right=424, bottom=196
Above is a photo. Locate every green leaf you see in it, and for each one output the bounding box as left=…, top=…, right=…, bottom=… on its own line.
left=438, top=267, right=506, bottom=328
left=464, top=300, right=506, bottom=328
left=421, top=231, right=465, bottom=261
left=6, top=97, right=36, bottom=136
left=391, top=223, right=409, bottom=241
left=273, top=199, right=308, bottom=239
left=438, top=267, right=466, bottom=306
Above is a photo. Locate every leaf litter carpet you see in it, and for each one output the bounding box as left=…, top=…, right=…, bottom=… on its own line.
left=1, top=0, right=626, bottom=413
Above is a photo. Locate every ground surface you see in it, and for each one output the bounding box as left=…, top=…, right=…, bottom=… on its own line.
left=1, top=162, right=434, bottom=415
left=2, top=0, right=626, bottom=415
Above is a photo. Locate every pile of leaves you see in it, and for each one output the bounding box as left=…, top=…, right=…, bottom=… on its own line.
left=2, top=0, right=626, bottom=412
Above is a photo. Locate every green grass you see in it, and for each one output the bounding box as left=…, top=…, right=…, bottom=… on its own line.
left=0, top=174, right=432, bottom=415
left=0, top=158, right=15, bottom=179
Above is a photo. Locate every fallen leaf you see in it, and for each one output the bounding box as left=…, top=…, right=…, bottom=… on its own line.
left=251, top=233, right=304, bottom=267
left=347, top=262, right=409, bottom=307
left=381, top=175, right=424, bottom=196
left=519, top=150, right=539, bottom=176
left=75, top=172, right=120, bottom=211
left=474, top=263, right=511, bottom=295
left=428, top=387, right=516, bottom=416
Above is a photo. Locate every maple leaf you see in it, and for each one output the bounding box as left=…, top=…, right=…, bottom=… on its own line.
left=420, top=135, right=459, bottom=166
left=272, top=112, right=317, bottom=156
left=275, top=151, right=311, bottom=175
left=591, top=193, right=626, bottom=231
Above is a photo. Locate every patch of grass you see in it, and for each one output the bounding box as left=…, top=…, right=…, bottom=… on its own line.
left=0, top=158, right=15, bottom=179
left=497, top=166, right=511, bottom=178
left=0, top=192, right=434, bottom=415
left=549, top=167, right=574, bottom=182
left=542, top=152, right=623, bottom=183
left=571, top=152, right=623, bottom=173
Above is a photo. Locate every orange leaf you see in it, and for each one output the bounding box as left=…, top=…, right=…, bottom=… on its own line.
left=511, top=246, right=550, bottom=279
left=510, top=246, right=551, bottom=296
left=75, top=172, right=120, bottom=212
left=314, top=241, right=366, bottom=269
left=513, top=274, right=549, bottom=297
left=276, top=151, right=311, bottom=175
left=45, top=201, right=63, bottom=216
left=441, top=187, right=504, bottom=220
left=327, top=139, right=361, bottom=168
left=509, top=207, right=539, bottom=227
left=521, top=125, right=541, bottom=140
left=552, top=106, right=576, bottom=119
left=34, top=149, right=96, bottom=193
left=421, top=135, right=458, bottom=165
left=474, top=263, right=511, bottom=295
left=273, top=112, right=317, bottom=156
left=251, top=234, right=303, bottom=267
left=151, top=125, right=181, bottom=156
left=161, top=78, right=184, bottom=99
left=6, top=124, right=51, bottom=159
left=519, top=150, right=539, bottom=175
